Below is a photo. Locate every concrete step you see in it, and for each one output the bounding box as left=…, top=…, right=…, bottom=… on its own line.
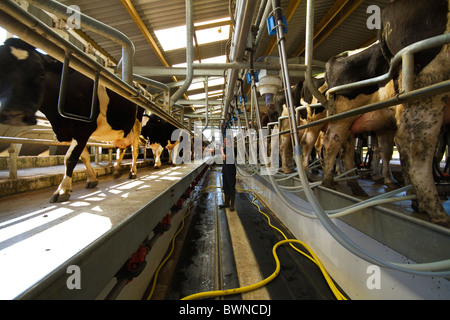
left=0, top=159, right=154, bottom=198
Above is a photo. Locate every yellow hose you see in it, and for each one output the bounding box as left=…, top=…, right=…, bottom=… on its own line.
left=182, top=239, right=300, bottom=300
left=235, top=187, right=347, bottom=300
left=146, top=170, right=347, bottom=301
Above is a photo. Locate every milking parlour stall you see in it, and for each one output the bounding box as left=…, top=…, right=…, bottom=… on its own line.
left=0, top=0, right=449, bottom=310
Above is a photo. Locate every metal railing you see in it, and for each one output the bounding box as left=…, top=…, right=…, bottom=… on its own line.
left=0, top=135, right=152, bottom=179
left=0, top=0, right=186, bottom=131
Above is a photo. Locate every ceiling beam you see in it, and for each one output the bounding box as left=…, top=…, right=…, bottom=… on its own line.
left=120, top=0, right=169, bottom=68
left=293, top=0, right=350, bottom=56
left=194, top=19, right=232, bottom=32
left=121, top=0, right=190, bottom=99
left=294, top=0, right=364, bottom=56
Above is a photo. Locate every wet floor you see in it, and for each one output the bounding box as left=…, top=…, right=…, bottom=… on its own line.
left=154, top=167, right=342, bottom=300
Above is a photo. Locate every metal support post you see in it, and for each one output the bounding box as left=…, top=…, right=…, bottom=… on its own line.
left=402, top=52, right=415, bottom=92
left=8, top=143, right=18, bottom=180
left=203, top=76, right=209, bottom=131
left=305, top=0, right=328, bottom=108
left=170, top=0, right=194, bottom=105
left=270, top=0, right=300, bottom=148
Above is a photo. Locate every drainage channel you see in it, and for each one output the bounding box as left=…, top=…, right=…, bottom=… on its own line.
left=151, top=168, right=341, bottom=300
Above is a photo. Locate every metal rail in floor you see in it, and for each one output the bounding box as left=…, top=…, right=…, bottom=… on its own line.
left=151, top=167, right=341, bottom=300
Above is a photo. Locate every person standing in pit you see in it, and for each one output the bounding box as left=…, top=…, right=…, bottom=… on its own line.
left=219, top=136, right=236, bottom=211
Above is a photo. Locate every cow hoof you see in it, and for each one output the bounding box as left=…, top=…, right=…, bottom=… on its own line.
left=282, top=167, right=293, bottom=174
left=350, top=186, right=368, bottom=197
left=85, top=180, right=98, bottom=189
left=321, top=179, right=336, bottom=190
left=113, top=170, right=122, bottom=179
left=384, top=182, right=400, bottom=192
left=431, top=217, right=450, bottom=228
left=49, top=192, right=71, bottom=203
left=128, top=173, right=137, bottom=179
left=347, top=180, right=368, bottom=197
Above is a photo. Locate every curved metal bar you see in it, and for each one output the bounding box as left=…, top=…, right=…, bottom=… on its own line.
left=27, top=0, right=135, bottom=84
left=170, top=0, right=194, bottom=106
left=57, top=52, right=100, bottom=122
left=327, top=33, right=450, bottom=94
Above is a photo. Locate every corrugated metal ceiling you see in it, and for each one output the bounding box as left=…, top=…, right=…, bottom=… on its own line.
left=31, top=0, right=392, bottom=121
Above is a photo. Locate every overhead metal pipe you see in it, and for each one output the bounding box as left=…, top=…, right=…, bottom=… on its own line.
left=271, top=0, right=300, bottom=147
left=170, top=0, right=194, bottom=106
left=254, top=0, right=273, bottom=52
left=27, top=0, right=135, bottom=84
left=304, top=0, right=328, bottom=107
left=133, top=74, right=170, bottom=109
left=0, top=0, right=188, bottom=131
left=222, top=0, right=259, bottom=121
left=134, top=61, right=307, bottom=78
left=203, top=76, right=209, bottom=131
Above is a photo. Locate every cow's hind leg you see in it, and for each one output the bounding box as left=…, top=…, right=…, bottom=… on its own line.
left=80, top=146, right=98, bottom=189
left=396, top=96, right=450, bottom=226
left=113, top=148, right=126, bottom=179
left=280, top=132, right=293, bottom=174
left=129, top=143, right=139, bottom=179
left=50, top=139, right=85, bottom=203
left=377, top=131, right=398, bottom=190
left=322, top=120, right=359, bottom=192
left=129, top=119, right=142, bottom=179
left=342, top=135, right=368, bottom=196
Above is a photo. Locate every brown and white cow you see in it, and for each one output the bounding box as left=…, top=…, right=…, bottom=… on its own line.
left=379, top=0, right=450, bottom=226
left=0, top=38, right=144, bottom=203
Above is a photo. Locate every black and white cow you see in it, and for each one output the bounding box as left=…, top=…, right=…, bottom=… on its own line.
left=0, top=38, right=144, bottom=203
left=379, top=0, right=450, bottom=226
left=140, top=114, right=179, bottom=167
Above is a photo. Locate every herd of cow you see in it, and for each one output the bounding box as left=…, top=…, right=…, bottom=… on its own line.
left=0, top=0, right=448, bottom=227
left=274, top=0, right=450, bottom=226
left=267, top=0, right=450, bottom=227
left=0, top=37, right=181, bottom=203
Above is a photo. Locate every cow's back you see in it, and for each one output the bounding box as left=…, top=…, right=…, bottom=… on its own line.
left=325, top=43, right=389, bottom=100
left=39, top=57, right=138, bottom=143
left=141, top=114, right=176, bottom=145
left=380, top=0, right=448, bottom=71
left=40, top=64, right=98, bottom=142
